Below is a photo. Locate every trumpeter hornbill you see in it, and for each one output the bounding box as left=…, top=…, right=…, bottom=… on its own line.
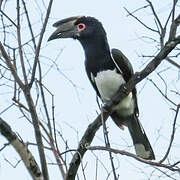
left=48, top=16, right=155, bottom=160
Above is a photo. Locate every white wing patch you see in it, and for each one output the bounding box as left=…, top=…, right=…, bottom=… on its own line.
left=94, top=69, right=125, bottom=102
left=94, top=69, right=135, bottom=116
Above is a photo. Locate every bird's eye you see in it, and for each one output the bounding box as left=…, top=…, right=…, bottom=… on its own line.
left=77, top=23, right=86, bottom=32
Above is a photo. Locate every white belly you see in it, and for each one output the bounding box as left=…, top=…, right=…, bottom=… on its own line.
left=94, top=69, right=135, bottom=116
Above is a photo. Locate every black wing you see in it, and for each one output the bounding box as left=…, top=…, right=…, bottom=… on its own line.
left=111, top=48, right=139, bottom=116
left=111, top=48, right=133, bottom=82
left=85, top=48, right=133, bottom=97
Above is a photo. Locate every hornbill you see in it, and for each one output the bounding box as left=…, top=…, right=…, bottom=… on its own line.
left=48, top=16, right=155, bottom=160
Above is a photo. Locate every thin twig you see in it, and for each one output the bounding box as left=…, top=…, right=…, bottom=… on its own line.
left=166, top=57, right=180, bottom=69
left=17, top=0, right=28, bottom=84
left=38, top=80, right=66, bottom=178
left=24, top=87, right=50, bottom=180
left=147, top=78, right=177, bottom=106
left=21, top=0, right=36, bottom=49
left=146, top=0, right=163, bottom=31
left=0, top=143, right=10, bottom=151
left=0, top=10, right=17, bottom=27
left=169, top=14, right=180, bottom=41
left=127, top=5, right=149, bottom=15
left=124, top=7, right=159, bottom=33
left=65, top=111, right=109, bottom=180
left=0, top=42, right=24, bottom=89
left=30, top=0, right=53, bottom=87
left=159, top=104, right=180, bottom=163
left=101, top=106, right=118, bottom=180
left=88, top=146, right=180, bottom=172
left=164, top=10, right=173, bottom=33
left=0, top=0, right=3, bottom=10
left=172, top=0, right=178, bottom=22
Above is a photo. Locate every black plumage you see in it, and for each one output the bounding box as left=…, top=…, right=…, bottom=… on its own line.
left=48, top=16, right=155, bottom=160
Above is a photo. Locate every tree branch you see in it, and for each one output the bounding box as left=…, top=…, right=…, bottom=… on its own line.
left=166, top=56, right=180, bottom=69
left=0, top=0, right=3, bottom=10
left=101, top=107, right=118, bottom=180
left=159, top=104, right=180, bottom=163
left=146, top=0, right=163, bottom=32
left=0, top=42, right=50, bottom=180
left=17, top=0, right=28, bottom=84
left=37, top=81, right=66, bottom=179
left=29, top=0, right=53, bottom=87
left=0, top=41, right=24, bottom=89
left=0, top=117, right=43, bottom=180
left=65, top=111, right=109, bottom=180
left=124, top=7, right=159, bottom=33
left=22, top=0, right=37, bottom=50
left=169, top=14, right=180, bottom=41
left=23, top=88, right=50, bottom=180
left=87, top=146, right=180, bottom=172
left=0, top=10, right=17, bottom=27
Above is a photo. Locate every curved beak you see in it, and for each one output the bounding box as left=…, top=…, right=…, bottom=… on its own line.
left=48, top=16, right=83, bottom=41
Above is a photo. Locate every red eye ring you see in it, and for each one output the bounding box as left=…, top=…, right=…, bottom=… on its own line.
left=77, top=23, right=86, bottom=32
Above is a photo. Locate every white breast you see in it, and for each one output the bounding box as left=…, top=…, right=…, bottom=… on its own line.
left=94, top=69, right=125, bottom=102
left=93, top=69, right=135, bottom=116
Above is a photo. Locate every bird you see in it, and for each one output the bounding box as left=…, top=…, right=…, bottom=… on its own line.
left=48, top=16, right=155, bottom=160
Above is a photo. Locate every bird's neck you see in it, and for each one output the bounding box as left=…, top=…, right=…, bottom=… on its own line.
left=79, top=36, right=115, bottom=75
left=79, top=36, right=111, bottom=61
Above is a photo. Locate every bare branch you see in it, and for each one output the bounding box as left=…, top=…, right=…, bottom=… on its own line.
left=87, top=146, right=180, bottom=172
left=1, top=2, right=56, bottom=177
left=0, top=10, right=17, bottom=27
left=0, top=42, right=51, bottom=179
left=65, top=111, right=109, bottom=180
left=159, top=104, right=180, bottom=163
left=164, top=9, right=173, bottom=33
left=124, top=7, right=159, bottom=33
left=0, top=0, right=3, bottom=10
left=38, top=81, right=66, bottom=178
left=172, top=0, right=178, bottom=22
left=30, top=0, right=53, bottom=87
left=0, top=117, right=43, bottom=180
left=17, top=0, right=28, bottom=84
left=23, top=88, right=50, bottom=180
left=147, top=78, right=177, bottom=106
left=127, top=4, right=149, bottom=15
left=101, top=107, right=118, bottom=180
left=0, top=143, right=9, bottom=151
left=0, top=41, right=24, bottom=89
left=166, top=57, right=180, bottom=69
left=169, top=14, right=180, bottom=41
left=21, top=0, right=36, bottom=50
left=146, top=0, right=163, bottom=32
left=12, top=98, right=29, bottom=111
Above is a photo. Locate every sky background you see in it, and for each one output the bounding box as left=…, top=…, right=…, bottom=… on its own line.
left=0, top=0, right=180, bottom=179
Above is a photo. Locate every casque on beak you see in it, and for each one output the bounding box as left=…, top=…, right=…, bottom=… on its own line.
left=48, top=16, right=83, bottom=41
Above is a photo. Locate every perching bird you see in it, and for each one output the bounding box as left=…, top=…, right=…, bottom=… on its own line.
left=48, top=16, right=155, bottom=160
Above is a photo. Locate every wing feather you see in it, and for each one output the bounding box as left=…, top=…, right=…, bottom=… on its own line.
left=111, top=48, right=133, bottom=82
left=111, top=48, right=139, bottom=116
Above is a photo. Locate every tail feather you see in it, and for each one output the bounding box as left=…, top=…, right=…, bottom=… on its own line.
left=111, top=113, right=155, bottom=160
left=126, top=115, right=155, bottom=160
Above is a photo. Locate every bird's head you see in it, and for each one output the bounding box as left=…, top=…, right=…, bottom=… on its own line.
left=48, top=16, right=107, bottom=41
